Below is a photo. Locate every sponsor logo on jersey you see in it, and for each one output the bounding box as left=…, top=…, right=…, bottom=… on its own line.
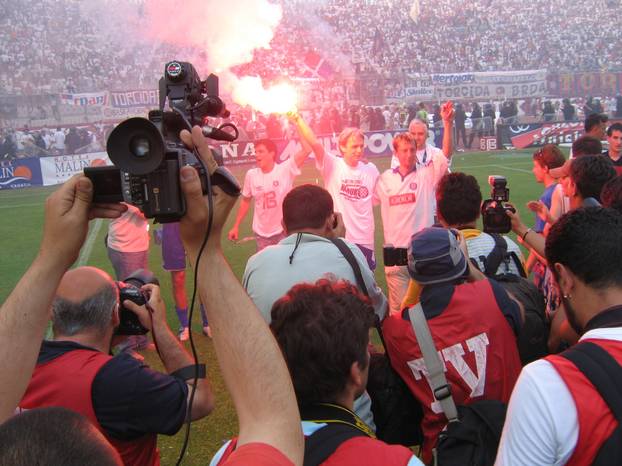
left=389, top=193, right=416, bottom=205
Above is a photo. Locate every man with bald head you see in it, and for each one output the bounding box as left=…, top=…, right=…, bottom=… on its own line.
left=19, top=266, right=215, bottom=466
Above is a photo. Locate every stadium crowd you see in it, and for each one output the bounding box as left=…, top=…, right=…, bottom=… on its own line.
left=2, top=0, right=622, bottom=96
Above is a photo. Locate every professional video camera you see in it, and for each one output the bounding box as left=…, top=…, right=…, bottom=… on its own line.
left=85, top=61, right=240, bottom=223
left=481, top=175, right=515, bottom=234
left=115, top=269, right=159, bottom=336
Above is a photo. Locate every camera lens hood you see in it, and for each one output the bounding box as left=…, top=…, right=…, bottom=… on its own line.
left=107, top=118, right=166, bottom=175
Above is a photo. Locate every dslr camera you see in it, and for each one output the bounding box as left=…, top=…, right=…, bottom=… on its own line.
left=85, top=61, right=240, bottom=223
left=116, top=269, right=159, bottom=335
left=481, top=175, right=515, bottom=234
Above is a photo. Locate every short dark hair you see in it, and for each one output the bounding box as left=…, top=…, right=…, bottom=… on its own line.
left=570, top=155, right=616, bottom=201
left=533, top=144, right=565, bottom=169
left=0, top=407, right=122, bottom=465
left=254, top=138, right=277, bottom=155
left=436, top=173, right=482, bottom=226
left=601, top=176, right=622, bottom=213
left=546, top=207, right=622, bottom=289
left=607, top=122, right=622, bottom=137
left=572, top=136, right=603, bottom=157
left=282, top=184, right=333, bottom=233
left=584, top=113, right=608, bottom=133
left=270, top=279, right=375, bottom=405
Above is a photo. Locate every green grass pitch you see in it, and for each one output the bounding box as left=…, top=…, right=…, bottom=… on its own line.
left=0, top=149, right=541, bottom=464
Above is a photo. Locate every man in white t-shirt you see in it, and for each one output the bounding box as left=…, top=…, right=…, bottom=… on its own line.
left=292, top=115, right=379, bottom=269
left=374, top=132, right=448, bottom=313
left=227, top=135, right=310, bottom=251
left=52, top=127, right=66, bottom=154
left=496, top=208, right=622, bottom=466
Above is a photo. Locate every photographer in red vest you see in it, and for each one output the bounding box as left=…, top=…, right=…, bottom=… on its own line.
left=19, top=267, right=215, bottom=466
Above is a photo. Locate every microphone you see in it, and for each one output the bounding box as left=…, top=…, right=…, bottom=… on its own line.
left=201, top=125, right=236, bottom=142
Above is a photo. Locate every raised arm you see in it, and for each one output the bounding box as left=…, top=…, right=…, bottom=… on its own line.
left=0, top=176, right=125, bottom=422
left=178, top=127, right=303, bottom=465
left=289, top=112, right=325, bottom=167
left=441, top=100, right=454, bottom=161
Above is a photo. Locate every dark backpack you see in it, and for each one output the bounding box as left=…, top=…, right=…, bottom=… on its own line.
left=435, top=400, right=507, bottom=466
left=561, top=342, right=622, bottom=465
left=473, top=234, right=549, bottom=365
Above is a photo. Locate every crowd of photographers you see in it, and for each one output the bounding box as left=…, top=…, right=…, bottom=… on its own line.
left=3, top=98, right=622, bottom=466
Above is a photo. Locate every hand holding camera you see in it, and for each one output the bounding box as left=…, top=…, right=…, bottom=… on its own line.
left=122, top=283, right=166, bottom=334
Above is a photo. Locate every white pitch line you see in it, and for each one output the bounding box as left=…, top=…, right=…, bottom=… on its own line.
left=490, top=164, right=532, bottom=174
left=0, top=202, right=41, bottom=209
left=77, top=219, right=103, bottom=266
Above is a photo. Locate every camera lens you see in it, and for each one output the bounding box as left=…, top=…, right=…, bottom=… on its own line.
left=129, top=136, right=150, bottom=158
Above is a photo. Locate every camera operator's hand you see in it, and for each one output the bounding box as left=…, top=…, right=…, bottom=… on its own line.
left=123, top=284, right=166, bottom=332
left=39, top=175, right=127, bottom=270
left=179, top=126, right=238, bottom=261
left=504, top=202, right=527, bottom=236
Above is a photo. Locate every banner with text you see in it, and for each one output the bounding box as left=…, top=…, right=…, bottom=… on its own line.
left=548, top=72, right=622, bottom=98
left=213, top=129, right=443, bottom=166
left=40, top=152, right=112, bottom=186
left=0, top=158, right=43, bottom=190
left=109, top=90, right=159, bottom=108
left=431, top=69, right=548, bottom=100
left=499, top=119, right=622, bottom=149
left=60, top=92, right=109, bottom=107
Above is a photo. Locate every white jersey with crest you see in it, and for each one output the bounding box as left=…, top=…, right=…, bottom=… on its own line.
left=377, top=148, right=448, bottom=247
left=318, top=152, right=379, bottom=246
left=242, top=156, right=300, bottom=237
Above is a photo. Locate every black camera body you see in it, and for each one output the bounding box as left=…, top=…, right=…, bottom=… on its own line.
left=85, top=61, right=240, bottom=223
left=482, top=175, right=515, bottom=234
left=383, top=246, right=409, bottom=267
left=116, top=269, right=160, bottom=336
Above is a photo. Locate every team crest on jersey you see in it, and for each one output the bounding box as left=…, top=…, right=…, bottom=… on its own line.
left=273, top=180, right=279, bottom=187
left=409, top=182, right=417, bottom=190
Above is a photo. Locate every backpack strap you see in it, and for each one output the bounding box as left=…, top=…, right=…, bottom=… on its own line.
left=408, top=303, right=459, bottom=422
left=329, top=238, right=369, bottom=297
left=482, top=233, right=508, bottom=276
left=329, top=238, right=392, bottom=354
left=561, top=341, right=622, bottom=422
left=482, top=234, right=527, bottom=278
left=301, top=402, right=374, bottom=466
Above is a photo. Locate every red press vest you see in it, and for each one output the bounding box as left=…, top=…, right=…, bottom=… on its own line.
left=383, top=279, right=522, bottom=463
left=547, top=338, right=622, bottom=466
left=20, top=349, right=159, bottom=466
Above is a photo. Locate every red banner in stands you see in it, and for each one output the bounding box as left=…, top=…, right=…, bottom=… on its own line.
left=548, top=72, right=622, bottom=97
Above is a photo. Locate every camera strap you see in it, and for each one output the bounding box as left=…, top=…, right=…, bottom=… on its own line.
left=171, top=364, right=206, bottom=381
